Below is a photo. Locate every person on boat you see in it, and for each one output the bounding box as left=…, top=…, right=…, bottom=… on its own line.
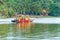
left=22, top=15, right=26, bottom=23
left=18, top=15, right=30, bottom=22
left=18, top=16, right=23, bottom=23
left=26, top=15, right=30, bottom=23
left=16, top=15, right=21, bottom=23
left=19, top=15, right=27, bottom=23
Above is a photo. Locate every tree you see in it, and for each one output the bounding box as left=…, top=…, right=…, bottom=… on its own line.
left=0, top=1, right=8, bottom=16
left=1, top=0, right=60, bottom=16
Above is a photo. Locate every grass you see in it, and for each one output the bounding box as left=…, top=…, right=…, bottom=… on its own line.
left=0, top=15, right=60, bottom=19
left=0, top=16, right=7, bottom=19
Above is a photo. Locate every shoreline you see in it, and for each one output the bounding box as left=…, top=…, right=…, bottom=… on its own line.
left=0, top=18, right=60, bottom=24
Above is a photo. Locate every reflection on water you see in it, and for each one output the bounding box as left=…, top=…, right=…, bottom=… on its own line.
left=0, top=23, right=60, bottom=40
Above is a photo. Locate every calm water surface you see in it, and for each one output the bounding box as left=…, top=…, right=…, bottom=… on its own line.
left=0, top=23, right=60, bottom=40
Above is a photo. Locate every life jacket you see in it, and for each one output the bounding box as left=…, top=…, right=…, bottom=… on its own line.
left=19, top=18, right=23, bottom=23
left=25, top=18, right=30, bottom=23
left=23, top=18, right=26, bottom=23
left=17, top=17, right=20, bottom=23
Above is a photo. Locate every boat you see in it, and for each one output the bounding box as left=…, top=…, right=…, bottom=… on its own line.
left=11, top=18, right=34, bottom=23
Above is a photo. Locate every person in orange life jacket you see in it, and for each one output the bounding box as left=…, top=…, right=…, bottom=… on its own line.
left=23, top=16, right=28, bottom=23
left=19, top=17, right=24, bottom=23
left=26, top=15, right=30, bottom=23
left=17, top=15, right=30, bottom=23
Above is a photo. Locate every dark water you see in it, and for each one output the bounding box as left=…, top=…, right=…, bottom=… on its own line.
left=0, top=23, right=60, bottom=40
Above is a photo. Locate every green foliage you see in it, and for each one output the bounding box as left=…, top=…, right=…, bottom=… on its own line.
left=0, top=2, right=8, bottom=16
left=8, top=7, right=14, bottom=17
left=49, top=4, right=60, bottom=16
left=1, top=0, right=60, bottom=16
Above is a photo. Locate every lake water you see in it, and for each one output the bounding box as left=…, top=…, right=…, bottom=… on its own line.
left=0, top=23, right=60, bottom=40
